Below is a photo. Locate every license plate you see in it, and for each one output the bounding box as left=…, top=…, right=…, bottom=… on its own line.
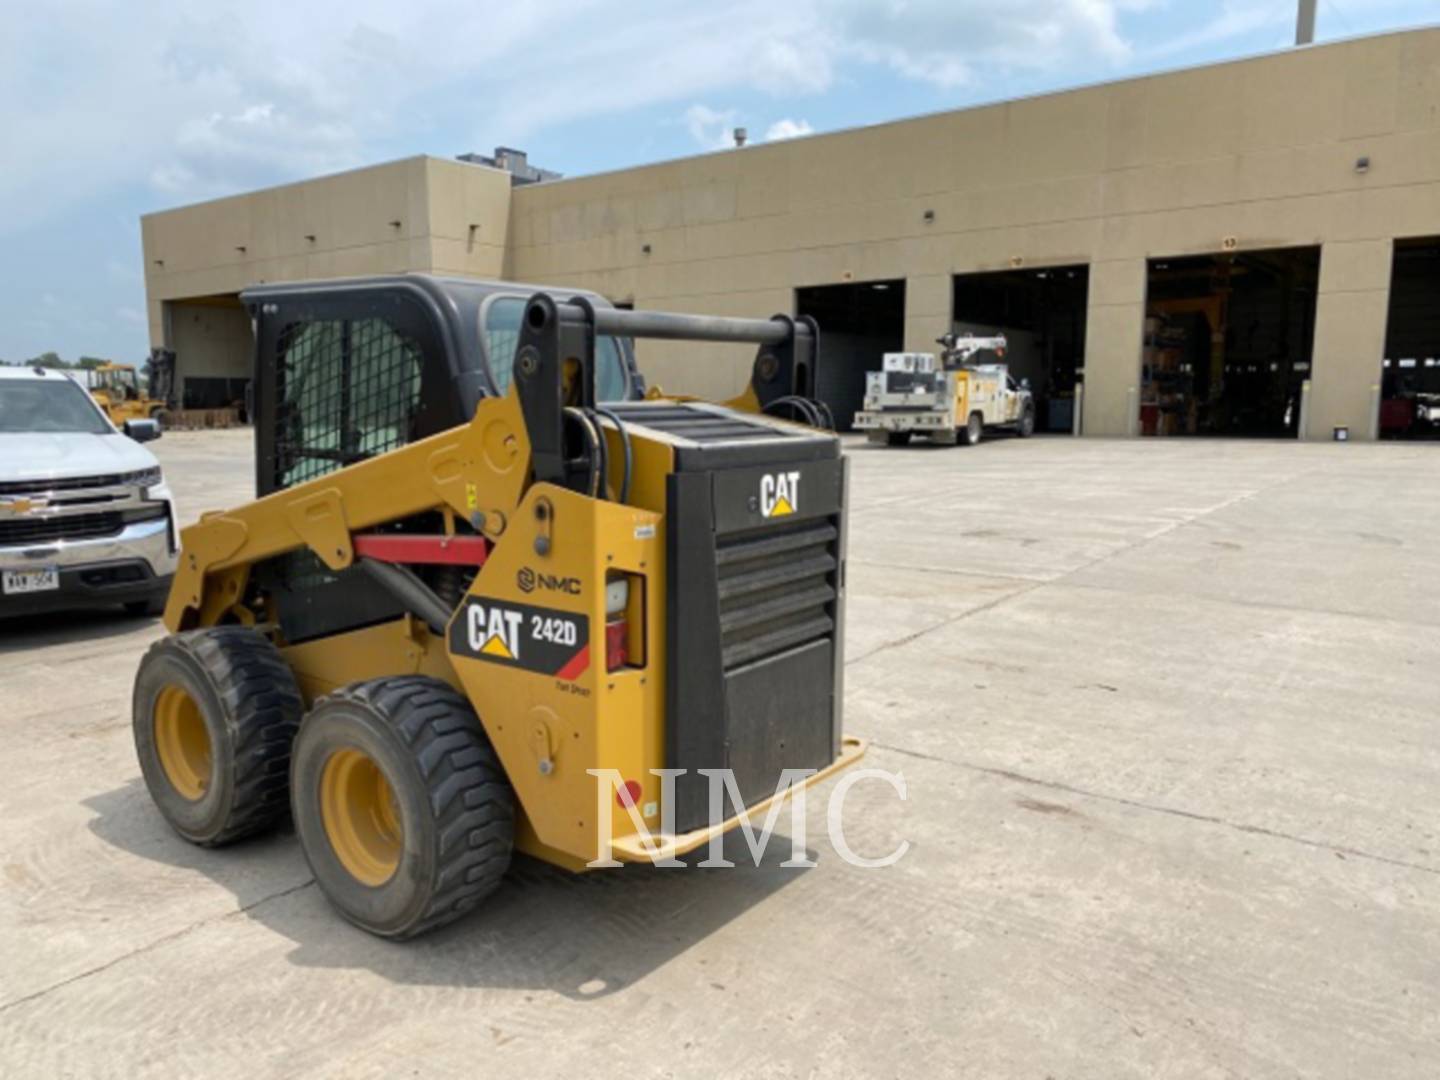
left=2, top=567, right=59, bottom=595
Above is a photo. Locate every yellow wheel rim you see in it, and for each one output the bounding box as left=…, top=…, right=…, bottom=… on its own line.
left=153, top=685, right=212, bottom=801
left=320, top=748, right=403, bottom=886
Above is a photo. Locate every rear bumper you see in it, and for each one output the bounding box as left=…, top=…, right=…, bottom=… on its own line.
left=609, top=736, right=868, bottom=863
left=853, top=409, right=950, bottom=432
left=0, top=517, right=176, bottom=617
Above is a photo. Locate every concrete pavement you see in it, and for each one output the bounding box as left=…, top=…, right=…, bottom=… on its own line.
left=2, top=430, right=1437, bottom=1078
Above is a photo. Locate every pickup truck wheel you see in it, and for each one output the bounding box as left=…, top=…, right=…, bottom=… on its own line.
left=885, top=432, right=912, bottom=446
left=1017, top=404, right=1036, bottom=438
left=290, top=676, right=515, bottom=939
left=133, top=628, right=303, bottom=846
left=958, top=412, right=983, bottom=446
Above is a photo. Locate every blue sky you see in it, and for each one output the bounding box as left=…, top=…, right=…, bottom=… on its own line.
left=1, top=0, right=1435, bottom=365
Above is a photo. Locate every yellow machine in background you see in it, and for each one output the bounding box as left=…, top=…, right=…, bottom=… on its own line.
left=89, top=363, right=167, bottom=427
left=131, top=276, right=861, bottom=938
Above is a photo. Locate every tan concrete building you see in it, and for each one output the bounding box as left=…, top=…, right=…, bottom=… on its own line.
left=143, top=28, right=1440, bottom=440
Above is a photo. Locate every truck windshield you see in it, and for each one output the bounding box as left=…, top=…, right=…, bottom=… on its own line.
left=483, top=296, right=631, bottom=401
left=0, top=379, right=111, bottom=434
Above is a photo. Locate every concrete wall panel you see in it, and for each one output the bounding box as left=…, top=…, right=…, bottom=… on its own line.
left=1308, top=239, right=1394, bottom=438
left=1082, top=260, right=1147, bottom=436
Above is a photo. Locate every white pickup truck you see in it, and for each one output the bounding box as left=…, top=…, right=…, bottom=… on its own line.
left=853, top=333, right=1036, bottom=446
left=0, top=367, right=177, bottom=617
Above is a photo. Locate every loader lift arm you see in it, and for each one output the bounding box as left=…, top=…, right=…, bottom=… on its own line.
left=166, top=294, right=825, bottom=634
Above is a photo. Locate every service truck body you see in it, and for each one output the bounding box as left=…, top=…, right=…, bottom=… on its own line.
left=853, top=335, right=1035, bottom=446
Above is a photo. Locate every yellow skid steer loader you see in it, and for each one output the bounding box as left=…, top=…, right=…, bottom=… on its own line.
left=132, top=275, right=863, bottom=937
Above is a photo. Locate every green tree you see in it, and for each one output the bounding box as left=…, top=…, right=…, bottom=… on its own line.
left=28, top=351, right=66, bottom=369
left=76, top=356, right=111, bottom=370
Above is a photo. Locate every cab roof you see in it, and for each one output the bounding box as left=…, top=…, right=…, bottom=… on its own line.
left=240, top=273, right=618, bottom=313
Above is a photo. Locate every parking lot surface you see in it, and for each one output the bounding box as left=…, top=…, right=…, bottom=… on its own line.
left=3, top=429, right=1438, bottom=1078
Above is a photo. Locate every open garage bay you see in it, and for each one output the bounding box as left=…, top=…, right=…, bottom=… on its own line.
left=2, top=431, right=1439, bottom=1078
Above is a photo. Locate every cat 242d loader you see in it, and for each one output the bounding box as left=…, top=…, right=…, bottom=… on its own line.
left=132, top=275, right=864, bottom=938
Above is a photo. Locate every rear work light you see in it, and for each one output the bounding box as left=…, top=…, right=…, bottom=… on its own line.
left=605, top=577, right=629, bottom=670
left=605, top=619, right=628, bottom=671
left=604, top=573, right=645, bottom=672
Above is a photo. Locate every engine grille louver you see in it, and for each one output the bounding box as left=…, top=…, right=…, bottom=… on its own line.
left=716, top=520, right=838, bottom=670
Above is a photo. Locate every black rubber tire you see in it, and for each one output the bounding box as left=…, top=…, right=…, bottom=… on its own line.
left=1017, top=404, right=1036, bottom=438
left=133, top=628, right=303, bottom=846
left=290, top=676, right=515, bottom=939
left=885, top=431, right=912, bottom=446
left=958, top=412, right=984, bottom=446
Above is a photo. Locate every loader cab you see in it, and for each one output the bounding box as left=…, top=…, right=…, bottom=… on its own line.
left=93, top=364, right=141, bottom=400
left=244, top=275, right=643, bottom=499
left=241, top=275, right=644, bottom=643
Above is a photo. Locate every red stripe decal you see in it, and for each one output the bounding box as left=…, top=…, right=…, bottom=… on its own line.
left=555, top=643, right=590, bottom=681
left=352, top=534, right=489, bottom=566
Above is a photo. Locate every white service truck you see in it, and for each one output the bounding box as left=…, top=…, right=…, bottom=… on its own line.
left=853, top=332, right=1036, bottom=446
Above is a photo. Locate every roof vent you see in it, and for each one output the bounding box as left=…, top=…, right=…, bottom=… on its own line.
left=456, top=147, right=562, bottom=186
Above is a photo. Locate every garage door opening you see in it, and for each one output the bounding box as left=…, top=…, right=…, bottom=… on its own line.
left=165, top=294, right=254, bottom=418
left=1379, top=237, right=1440, bottom=440
left=1142, top=248, right=1318, bottom=437
left=796, top=279, right=904, bottom=431
left=951, top=266, right=1089, bottom=434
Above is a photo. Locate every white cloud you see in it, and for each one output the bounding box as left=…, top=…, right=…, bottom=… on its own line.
left=1148, top=1, right=1290, bottom=57
left=684, top=104, right=741, bottom=150
left=748, top=38, right=833, bottom=95
left=765, top=118, right=815, bottom=141
left=832, top=0, right=1156, bottom=88
left=0, top=0, right=1169, bottom=236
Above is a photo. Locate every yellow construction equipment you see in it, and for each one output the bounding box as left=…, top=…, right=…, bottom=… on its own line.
left=89, top=363, right=168, bottom=427
left=131, top=275, right=861, bottom=937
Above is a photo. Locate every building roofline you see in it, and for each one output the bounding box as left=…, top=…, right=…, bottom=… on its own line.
left=139, top=23, right=1438, bottom=215
left=515, top=23, right=1439, bottom=192
left=140, top=154, right=504, bottom=221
